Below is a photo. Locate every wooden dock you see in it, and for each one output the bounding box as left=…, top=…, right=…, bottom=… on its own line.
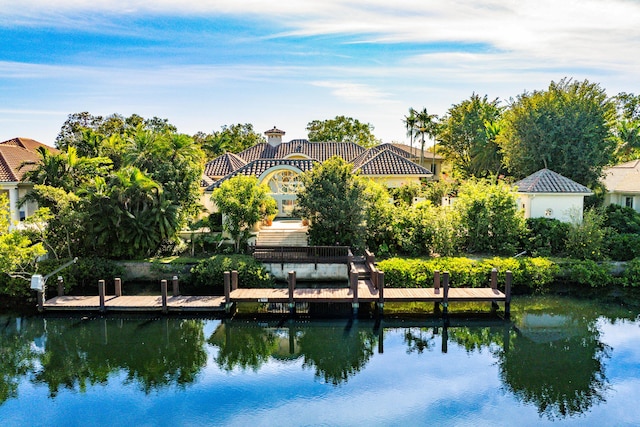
left=41, top=268, right=511, bottom=317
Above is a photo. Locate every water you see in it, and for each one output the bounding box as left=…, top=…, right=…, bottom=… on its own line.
left=1, top=296, right=640, bottom=426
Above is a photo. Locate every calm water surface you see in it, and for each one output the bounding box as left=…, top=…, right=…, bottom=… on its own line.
left=1, top=296, right=640, bottom=426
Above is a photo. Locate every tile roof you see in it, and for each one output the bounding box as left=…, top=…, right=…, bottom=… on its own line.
left=0, top=145, right=41, bottom=182
left=0, top=137, right=60, bottom=154
left=601, top=159, right=640, bottom=193
left=514, top=169, right=592, bottom=194
left=206, top=159, right=318, bottom=190
left=203, top=152, right=247, bottom=178
left=353, top=149, right=433, bottom=176
left=390, top=143, right=444, bottom=161
left=237, top=140, right=366, bottom=163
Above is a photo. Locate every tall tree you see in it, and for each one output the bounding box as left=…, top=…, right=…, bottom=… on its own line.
left=294, top=156, right=367, bottom=252
left=211, top=176, right=276, bottom=252
left=306, top=116, right=378, bottom=148
left=402, top=108, right=417, bottom=151
left=413, top=108, right=439, bottom=169
left=438, top=94, right=503, bottom=178
left=498, top=78, right=616, bottom=187
left=193, top=123, right=265, bottom=158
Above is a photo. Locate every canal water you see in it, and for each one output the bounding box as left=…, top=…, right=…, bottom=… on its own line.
left=1, top=295, right=640, bottom=426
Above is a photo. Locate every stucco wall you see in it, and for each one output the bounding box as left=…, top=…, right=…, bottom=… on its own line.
left=263, top=263, right=348, bottom=281
left=517, top=193, right=584, bottom=222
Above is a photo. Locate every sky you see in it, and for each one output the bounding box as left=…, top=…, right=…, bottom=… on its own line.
left=1, top=0, right=639, bottom=147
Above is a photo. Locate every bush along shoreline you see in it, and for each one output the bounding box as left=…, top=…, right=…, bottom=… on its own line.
left=377, top=256, right=640, bottom=293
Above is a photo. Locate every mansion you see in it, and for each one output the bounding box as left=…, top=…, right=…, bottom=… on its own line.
left=202, top=127, right=443, bottom=217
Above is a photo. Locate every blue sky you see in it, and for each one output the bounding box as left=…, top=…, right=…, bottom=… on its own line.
left=1, top=0, right=639, bottom=146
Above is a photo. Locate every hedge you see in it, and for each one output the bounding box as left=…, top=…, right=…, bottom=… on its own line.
left=189, top=254, right=275, bottom=289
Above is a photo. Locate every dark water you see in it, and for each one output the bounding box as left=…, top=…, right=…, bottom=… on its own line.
left=1, top=296, right=640, bottom=426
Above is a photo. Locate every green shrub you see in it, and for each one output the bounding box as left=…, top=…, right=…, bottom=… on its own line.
left=604, top=205, right=640, bottom=234
left=564, top=208, right=608, bottom=261
left=378, top=256, right=557, bottom=292
left=607, top=233, right=640, bottom=261
left=523, top=218, right=569, bottom=257
left=623, top=258, right=640, bottom=287
left=561, top=259, right=620, bottom=288
left=189, top=255, right=275, bottom=289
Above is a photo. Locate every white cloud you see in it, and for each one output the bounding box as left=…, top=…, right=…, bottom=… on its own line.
left=311, top=81, right=396, bottom=105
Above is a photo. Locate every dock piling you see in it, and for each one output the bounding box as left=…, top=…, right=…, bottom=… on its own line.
left=115, top=278, right=122, bottom=297
left=57, top=276, right=64, bottom=297
left=161, top=279, right=168, bottom=314
left=224, top=271, right=232, bottom=313
left=377, top=271, right=385, bottom=315
left=288, top=271, right=296, bottom=314
left=350, top=269, right=359, bottom=317
left=172, top=276, right=179, bottom=297
left=442, top=272, right=449, bottom=315
left=505, top=270, right=512, bottom=318
left=98, top=279, right=106, bottom=312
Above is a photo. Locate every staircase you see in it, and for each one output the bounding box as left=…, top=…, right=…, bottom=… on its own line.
left=256, top=220, right=308, bottom=247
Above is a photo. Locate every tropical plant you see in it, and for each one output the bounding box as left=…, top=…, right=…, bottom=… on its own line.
left=306, top=116, right=378, bottom=148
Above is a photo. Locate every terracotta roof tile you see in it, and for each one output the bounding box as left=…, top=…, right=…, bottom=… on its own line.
left=354, top=149, right=433, bottom=176
left=206, top=159, right=317, bottom=190
left=237, top=141, right=365, bottom=163
left=203, top=152, right=247, bottom=179
left=514, top=169, right=591, bottom=193
left=0, top=145, right=41, bottom=182
left=0, top=137, right=59, bottom=154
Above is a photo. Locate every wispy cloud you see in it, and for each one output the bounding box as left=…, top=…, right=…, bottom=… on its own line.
left=311, top=81, right=396, bottom=105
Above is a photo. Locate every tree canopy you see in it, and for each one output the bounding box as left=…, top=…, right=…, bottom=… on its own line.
left=498, top=78, right=616, bottom=187
left=192, top=123, right=266, bottom=158
left=438, top=93, right=503, bottom=178
left=306, top=116, right=378, bottom=148
left=211, top=175, right=276, bottom=252
left=294, top=156, right=368, bottom=252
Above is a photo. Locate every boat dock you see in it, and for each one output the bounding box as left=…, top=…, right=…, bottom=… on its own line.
left=41, top=268, right=512, bottom=317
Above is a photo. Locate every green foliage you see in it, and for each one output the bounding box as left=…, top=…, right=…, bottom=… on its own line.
left=306, top=116, right=378, bottom=148
left=564, top=209, right=608, bottom=261
left=389, top=182, right=422, bottom=206
left=455, top=180, right=525, bottom=255
left=561, top=259, right=619, bottom=288
left=604, top=204, right=640, bottom=233
left=295, top=156, right=367, bottom=252
left=422, top=179, right=459, bottom=206
left=212, top=175, right=276, bottom=253
left=192, top=123, right=266, bottom=158
left=0, top=194, right=46, bottom=294
left=523, top=218, right=570, bottom=257
left=622, top=258, right=640, bottom=287
left=378, top=256, right=558, bottom=292
left=499, top=78, right=616, bottom=187
left=37, top=257, right=124, bottom=292
left=361, top=180, right=396, bottom=256
left=437, top=93, right=503, bottom=178
left=607, top=233, right=640, bottom=261
left=189, top=255, right=275, bottom=289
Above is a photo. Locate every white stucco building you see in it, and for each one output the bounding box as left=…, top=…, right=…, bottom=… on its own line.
left=600, top=159, right=640, bottom=213
left=514, top=169, right=592, bottom=223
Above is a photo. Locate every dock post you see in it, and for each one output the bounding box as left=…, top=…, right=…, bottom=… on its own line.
left=231, top=270, right=239, bottom=291
left=433, top=270, right=441, bottom=313
left=491, top=268, right=499, bottom=311
left=505, top=270, right=512, bottom=319
left=98, top=279, right=106, bottom=312
left=115, top=278, right=122, bottom=297
left=350, top=270, right=359, bottom=317
left=224, top=271, right=234, bottom=314
left=172, top=275, right=179, bottom=297
left=57, top=276, right=64, bottom=296
left=288, top=271, right=296, bottom=315
left=37, top=290, right=44, bottom=312
left=377, top=271, right=385, bottom=315
left=161, top=279, right=168, bottom=314
left=442, top=272, right=449, bottom=315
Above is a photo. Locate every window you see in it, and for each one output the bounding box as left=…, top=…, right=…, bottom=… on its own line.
left=269, top=170, right=301, bottom=194
left=625, top=196, right=634, bottom=209
left=544, top=208, right=553, bottom=217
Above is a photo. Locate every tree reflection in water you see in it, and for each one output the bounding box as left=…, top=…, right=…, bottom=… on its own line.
left=33, top=317, right=207, bottom=396
left=498, top=311, right=611, bottom=420
left=208, top=319, right=377, bottom=385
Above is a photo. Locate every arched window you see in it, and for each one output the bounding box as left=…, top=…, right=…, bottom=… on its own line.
left=268, top=170, right=301, bottom=194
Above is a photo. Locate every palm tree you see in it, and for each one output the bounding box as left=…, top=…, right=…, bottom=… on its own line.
left=415, top=107, right=439, bottom=171
left=403, top=108, right=417, bottom=152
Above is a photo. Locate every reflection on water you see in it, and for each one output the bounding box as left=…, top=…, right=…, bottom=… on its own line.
left=1, top=296, right=639, bottom=425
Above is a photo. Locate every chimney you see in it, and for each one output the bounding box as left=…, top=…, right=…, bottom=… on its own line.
left=265, top=126, right=285, bottom=147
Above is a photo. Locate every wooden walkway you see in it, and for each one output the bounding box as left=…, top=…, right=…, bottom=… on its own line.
left=43, top=295, right=226, bottom=312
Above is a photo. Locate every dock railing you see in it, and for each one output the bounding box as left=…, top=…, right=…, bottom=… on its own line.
left=250, top=245, right=351, bottom=267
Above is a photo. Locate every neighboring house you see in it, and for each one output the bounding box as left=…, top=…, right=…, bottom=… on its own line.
left=600, top=159, right=640, bottom=213
left=202, top=127, right=433, bottom=217
left=0, top=137, right=59, bottom=224
left=513, top=168, right=592, bottom=223
left=388, top=143, right=445, bottom=181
